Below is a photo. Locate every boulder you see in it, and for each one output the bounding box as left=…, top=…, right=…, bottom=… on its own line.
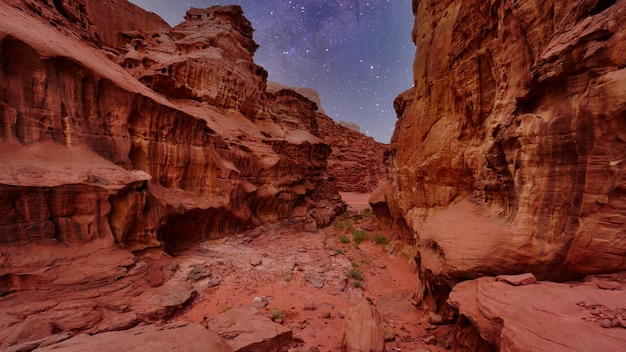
left=207, top=307, right=292, bottom=352
left=448, top=274, right=626, bottom=351
left=496, top=273, right=538, bottom=286
left=340, top=300, right=384, bottom=352
left=34, top=323, right=233, bottom=352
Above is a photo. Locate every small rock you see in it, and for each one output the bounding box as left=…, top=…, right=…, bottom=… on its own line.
left=427, top=312, right=443, bottom=325
left=318, top=310, right=331, bottom=319
left=422, top=335, right=437, bottom=345
left=496, top=273, right=538, bottom=286
left=601, top=319, right=613, bottom=328
left=251, top=297, right=270, bottom=308
left=249, top=257, right=262, bottom=267
left=612, top=319, right=621, bottom=328
left=207, top=279, right=221, bottom=288
left=384, top=331, right=396, bottom=342
left=304, top=273, right=325, bottom=289
left=187, top=265, right=209, bottom=280
left=596, top=281, right=621, bottom=290
left=303, top=301, right=316, bottom=311
left=400, top=335, right=414, bottom=342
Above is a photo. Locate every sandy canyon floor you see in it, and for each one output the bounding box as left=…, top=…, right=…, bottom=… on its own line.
left=139, top=192, right=450, bottom=351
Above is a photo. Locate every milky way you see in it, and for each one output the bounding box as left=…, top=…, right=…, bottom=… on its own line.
left=127, top=0, right=414, bottom=142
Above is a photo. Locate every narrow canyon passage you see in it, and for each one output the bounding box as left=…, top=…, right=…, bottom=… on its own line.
left=161, top=193, right=451, bottom=352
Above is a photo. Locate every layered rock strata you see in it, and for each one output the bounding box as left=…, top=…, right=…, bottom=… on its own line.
left=268, top=82, right=389, bottom=193
left=315, top=113, right=388, bottom=193
left=0, top=1, right=345, bottom=252
left=374, top=0, right=626, bottom=346
left=0, top=0, right=347, bottom=347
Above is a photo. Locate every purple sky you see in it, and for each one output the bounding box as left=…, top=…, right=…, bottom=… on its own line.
left=128, top=0, right=415, bottom=142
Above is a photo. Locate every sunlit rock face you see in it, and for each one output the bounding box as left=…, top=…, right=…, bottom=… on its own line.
left=376, top=0, right=626, bottom=305
left=0, top=0, right=346, bottom=251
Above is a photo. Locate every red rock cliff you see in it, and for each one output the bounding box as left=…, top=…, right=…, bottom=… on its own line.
left=267, top=82, right=389, bottom=193
left=0, top=1, right=345, bottom=252
left=376, top=0, right=626, bottom=306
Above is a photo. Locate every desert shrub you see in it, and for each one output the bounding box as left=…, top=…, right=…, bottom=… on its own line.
left=352, top=230, right=369, bottom=244
left=361, top=209, right=373, bottom=218
left=339, top=235, right=350, bottom=243
left=352, top=280, right=365, bottom=289
left=347, top=269, right=363, bottom=281
left=270, top=308, right=285, bottom=321
left=374, top=234, right=389, bottom=245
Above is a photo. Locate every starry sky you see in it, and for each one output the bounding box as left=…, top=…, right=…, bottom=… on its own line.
left=127, top=0, right=415, bottom=143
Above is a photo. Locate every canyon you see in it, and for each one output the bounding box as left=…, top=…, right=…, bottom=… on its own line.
left=0, top=0, right=625, bottom=351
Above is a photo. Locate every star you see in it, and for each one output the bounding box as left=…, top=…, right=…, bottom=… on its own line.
left=127, top=0, right=414, bottom=143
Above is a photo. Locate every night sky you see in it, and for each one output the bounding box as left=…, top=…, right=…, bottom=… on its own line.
left=127, top=0, right=415, bottom=143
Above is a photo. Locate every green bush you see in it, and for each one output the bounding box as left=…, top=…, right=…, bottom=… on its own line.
left=347, top=269, right=364, bottom=281
left=352, top=280, right=365, bottom=289
left=339, top=235, right=350, bottom=244
left=352, top=230, right=369, bottom=244
left=374, top=234, right=389, bottom=245
left=361, top=209, right=373, bottom=218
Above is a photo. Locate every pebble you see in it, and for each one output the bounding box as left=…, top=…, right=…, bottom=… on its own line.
left=601, top=319, right=613, bottom=328
left=207, top=279, right=221, bottom=288
left=422, top=335, right=437, bottom=345
left=318, top=310, right=331, bottom=319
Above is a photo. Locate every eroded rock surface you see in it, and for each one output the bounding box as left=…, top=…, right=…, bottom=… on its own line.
left=372, top=0, right=626, bottom=349
left=316, top=113, right=388, bottom=193
left=34, top=323, right=233, bottom=352
left=267, top=83, right=389, bottom=193
left=341, top=300, right=385, bottom=352
left=375, top=0, right=626, bottom=303
left=0, top=0, right=351, bottom=348
left=207, top=307, right=292, bottom=352
left=0, top=0, right=344, bottom=250
left=448, top=274, right=626, bottom=351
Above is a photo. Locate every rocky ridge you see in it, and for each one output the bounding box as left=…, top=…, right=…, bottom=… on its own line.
left=373, top=0, right=626, bottom=350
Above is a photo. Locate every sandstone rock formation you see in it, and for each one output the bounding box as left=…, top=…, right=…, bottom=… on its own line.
left=0, top=0, right=353, bottom=348
left=206, top=307, right=292, bottom=352
left=0, top=0, right=344, bottom=252
left=316, top=113, right=388, bottom=193
left=341, top=300, right=385, bottom=352
left=448, top=273, right=626, bottom=351
left=34, top=323, right=234, bottom=352
left=267, top=83, right=389, bottom=193
left=373, top=0, right=626, bottom=348
left=376, top=0, right=626, bottom=294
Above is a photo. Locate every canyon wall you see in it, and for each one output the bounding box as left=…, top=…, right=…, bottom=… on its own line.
left=267, top=82, right=389, bottom=193
left=0, top=0, right=346, bottom=253
left=315, top=113, right=388, bottom=193
left=377, top=0, right=626, bottom=310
